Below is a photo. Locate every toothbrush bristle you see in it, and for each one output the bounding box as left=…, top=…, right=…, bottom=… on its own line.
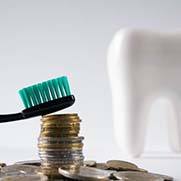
left=19, top=76, right=71, bottom=109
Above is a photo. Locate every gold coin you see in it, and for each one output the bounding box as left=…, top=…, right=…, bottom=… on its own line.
left=106, top=160, right=139, bottom=171
left=38, top=143, right=83, bottom=149
left=40, top=133, right=78, bottom=137
left=41, top=118, right=81, bottom=123
left=43, top=113, right=78, bottom=118
left=41, top=122, right=80, bottom=128
left=40, top=133, right=79, bottom=137
left=42, top=114, right=80, bottom=122
left=41, top=167, right=61, bottom=177
left=38, top=136, right=84, bottom=141
left=41, top=126, right=80, bottom=131
left=40, top=131, right=80, bottom=136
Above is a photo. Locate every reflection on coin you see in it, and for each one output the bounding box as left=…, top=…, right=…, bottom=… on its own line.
left=59, top=166, right=115, bottom=181
left=137, top=168, right=148, bottom=172
left=106, top=160, right=138, bottom=171
left=0, top=163, right=6, bottom=169
left=0, top=175, right=48, bottom=181
left=95, top=163, right=109, bottom=170
left=84, top=160, right=96, bottom=167
left=15, top=160, right=41, bottom=167
left=113, top=171, right=173, bottom=181
left=0, top=165, right=41, bottom=176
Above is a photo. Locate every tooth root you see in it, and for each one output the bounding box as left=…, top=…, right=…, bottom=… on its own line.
left=168, top=99, right=181, bottom=152
left=113, top=89, right=148, bottom=157
left=108, top=30, right=149, bottom=157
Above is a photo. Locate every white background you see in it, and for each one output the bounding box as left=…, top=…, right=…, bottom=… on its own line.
left=0, top=0, right=181, bottom=180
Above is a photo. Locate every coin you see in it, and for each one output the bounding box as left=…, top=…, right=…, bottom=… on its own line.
left=39, top=113, right=84, bottom=177
left=0, top=165, right=41, bottom=176
left=40, top=156, right=84, bottom=162
left=39, top=148, right=83, bottom=152
left=15, top=160, right=41, bottom=167
left=42, top=114, right=80, bottom=122
left=84, top=160, right=97, bottom=167
left=38, top=143, right=83, bottom=149
left=106, top=160, right=139, bottom=171
left=41, top=127, right=80, bottom=132
left=113, top=171, right=173, bottom=181
left=0, top=175, right=48, bottom=181
left=95, top=163, right=109, bottom=170
left=0, top=163, right=6, bottom=169
left=59, top=166, right=115, bottom=181
left=43, top=113, right=79, bottom=118
left=38, top=136, right=84, bottom=141
left=41, top=122, right=80, bottom=127
left=38, top=150, right=83, bottom=155
left=40, top=132, right=78, bottom=137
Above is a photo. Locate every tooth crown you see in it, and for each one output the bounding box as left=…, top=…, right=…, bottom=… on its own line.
left=107, top=29, right=181, bottom=157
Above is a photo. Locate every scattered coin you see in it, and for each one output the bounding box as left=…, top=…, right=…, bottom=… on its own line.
left=95, top=163, right=109, bottom=170
left=106, top=160, right=139, bottom=171
left=137, top=167, right=148, bottom=173
left=0, top=165, right=41, bottom=176
left=0, top=163, right=6, bottom=170
left=84, top=160, right=97, bottom=167
left=113, top=171, right=173, bottom=181
left=59, top=166, right=115, bottom=181
left=15, top=160, right=41, bottom=167
left=0, top=175, right=48, bottom=181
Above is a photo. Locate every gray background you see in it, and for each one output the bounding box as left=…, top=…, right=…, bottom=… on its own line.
left=0, top=0, right=181, bottom=179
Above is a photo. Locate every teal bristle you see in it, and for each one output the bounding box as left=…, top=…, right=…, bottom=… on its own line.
left=19, top=76, right=72, bottom=109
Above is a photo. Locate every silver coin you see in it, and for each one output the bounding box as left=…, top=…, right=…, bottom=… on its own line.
left=59, top=166, right=115, bottom=181
left=39, top=153, right=83, bottom=158
left=38, top=150, right=83, bottom=155
left=39, top=155, right=83, bottom=160
left=113, top=171, right=173, bottom=181
left=38, top=148, right=82, bottom=151
left=38, top=140, right=83, bottom=145
left=40, top=156, right=84, bottom=162
left=41, top=161, right=84, bottom=167
left=39, top=158, right=83, bottom=163
left=39, top=153, right=84, bottom=158
left=0, top=165, right=41, bottom=176
left=39, top=152, right=83, bottom=158
left=0, top=174, right=48, bottom=181
left=15, top=160, right=41, bottom=167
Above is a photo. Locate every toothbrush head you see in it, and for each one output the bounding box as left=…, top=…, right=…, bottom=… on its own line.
left=19, top=76, right=75, bottom=118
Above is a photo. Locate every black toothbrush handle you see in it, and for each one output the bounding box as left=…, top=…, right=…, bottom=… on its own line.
left=0, top=95, right=75, bottom=123
left=0, top=113, right=23, bottom=123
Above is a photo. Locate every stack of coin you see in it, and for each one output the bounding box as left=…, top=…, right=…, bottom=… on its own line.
left=38, top=113, right=84, bottom=177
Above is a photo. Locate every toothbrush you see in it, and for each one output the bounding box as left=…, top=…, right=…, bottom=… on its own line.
left=0, top=76, right=75, bottom=123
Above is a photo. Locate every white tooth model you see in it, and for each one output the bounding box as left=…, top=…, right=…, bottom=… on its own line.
left=107, top=29, right=181, bottom=157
